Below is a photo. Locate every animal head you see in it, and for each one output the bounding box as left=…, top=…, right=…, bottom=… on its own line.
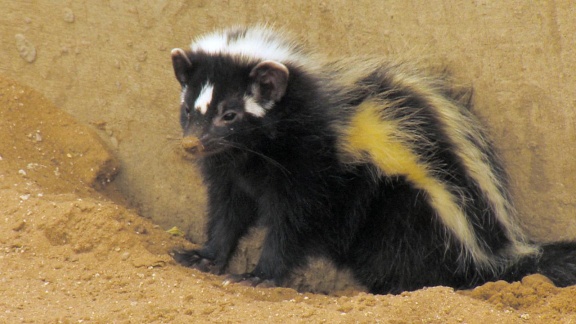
left=171, top=27, right=302, bottom=157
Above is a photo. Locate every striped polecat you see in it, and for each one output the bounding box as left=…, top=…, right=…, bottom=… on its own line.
left=169, top=26, right=576, bottom=294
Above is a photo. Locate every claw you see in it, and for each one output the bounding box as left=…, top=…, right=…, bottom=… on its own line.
left=171, top=249, right=222, bottom=274
left=223, top=273, right=276, bottom=288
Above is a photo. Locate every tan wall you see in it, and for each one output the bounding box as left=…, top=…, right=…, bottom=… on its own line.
left=2, top=1, right=575, bottom=247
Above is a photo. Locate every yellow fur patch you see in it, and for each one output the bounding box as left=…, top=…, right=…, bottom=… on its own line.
left=342, top=101, right=491, bottom=266
left=344, top=102, right=426, bottom=180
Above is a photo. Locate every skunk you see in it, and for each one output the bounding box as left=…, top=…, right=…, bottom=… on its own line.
left=169, top=26, right=576, bottom=294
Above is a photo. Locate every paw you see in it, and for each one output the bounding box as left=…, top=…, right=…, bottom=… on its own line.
left=171, top=249, right=223, bottom=274
left=222, top=273, right=276, bottom=288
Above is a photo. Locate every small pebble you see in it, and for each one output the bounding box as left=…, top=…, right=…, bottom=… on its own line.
left=63, top=8, right=75, bottom=23
left=15, top=34, right=37, bottom=63
left=121, top=252, right=131, bottom=261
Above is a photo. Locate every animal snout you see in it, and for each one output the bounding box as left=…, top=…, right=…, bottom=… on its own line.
left=181, top=136, right=204, bottom=155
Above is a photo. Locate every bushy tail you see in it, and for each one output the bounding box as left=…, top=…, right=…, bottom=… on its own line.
left=535, top=242, right=576, bottom=287
left=502, top=242, right=576, bottom=287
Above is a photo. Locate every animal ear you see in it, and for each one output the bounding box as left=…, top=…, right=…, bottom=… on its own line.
left=249, top=60, right=289, bottom=102
left=171, top=48, right=192, bottom=85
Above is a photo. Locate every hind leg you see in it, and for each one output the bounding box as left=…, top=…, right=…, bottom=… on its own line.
left=346, top=180, right=470, bottom=294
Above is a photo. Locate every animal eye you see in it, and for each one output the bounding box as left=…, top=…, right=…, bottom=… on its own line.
left=222, top=111, right=237, bottom=122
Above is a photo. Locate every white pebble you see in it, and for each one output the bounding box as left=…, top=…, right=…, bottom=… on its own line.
left=63, top=8, right=75, bottom=23
left=15, top=34, right=37, bottom=63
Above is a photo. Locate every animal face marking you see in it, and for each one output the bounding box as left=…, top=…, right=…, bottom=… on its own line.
left=180, top=85, right=188, bottom=105
left=244, top=96, right=267, bottom=117
left=194, top=83, right=214, bottom=115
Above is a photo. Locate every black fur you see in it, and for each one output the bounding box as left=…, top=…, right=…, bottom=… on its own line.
left=169, top=30, right=576, bottom=294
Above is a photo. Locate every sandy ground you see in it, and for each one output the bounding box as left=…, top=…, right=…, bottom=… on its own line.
left=2, top=1, right=576, bottom=323
left=2, top=76, right=576, bottom=324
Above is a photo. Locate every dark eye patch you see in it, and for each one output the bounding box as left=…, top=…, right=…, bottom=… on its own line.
left=217, top=97, right=245, bottom=114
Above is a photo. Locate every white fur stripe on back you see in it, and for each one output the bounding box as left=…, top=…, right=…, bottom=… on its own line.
left=390, top=70, right=539, bottom=269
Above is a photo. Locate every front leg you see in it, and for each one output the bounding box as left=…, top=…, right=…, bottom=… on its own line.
left=173, top=184, right=258, bottom=274
left=226, top=195, right=312, bottom=287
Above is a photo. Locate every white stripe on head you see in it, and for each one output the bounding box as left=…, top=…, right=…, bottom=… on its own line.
left=195, top=83, right=214, bottom=115
left=244, top=96, right=267, bottom=117
left=191, top=27, right=304, bottom=65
